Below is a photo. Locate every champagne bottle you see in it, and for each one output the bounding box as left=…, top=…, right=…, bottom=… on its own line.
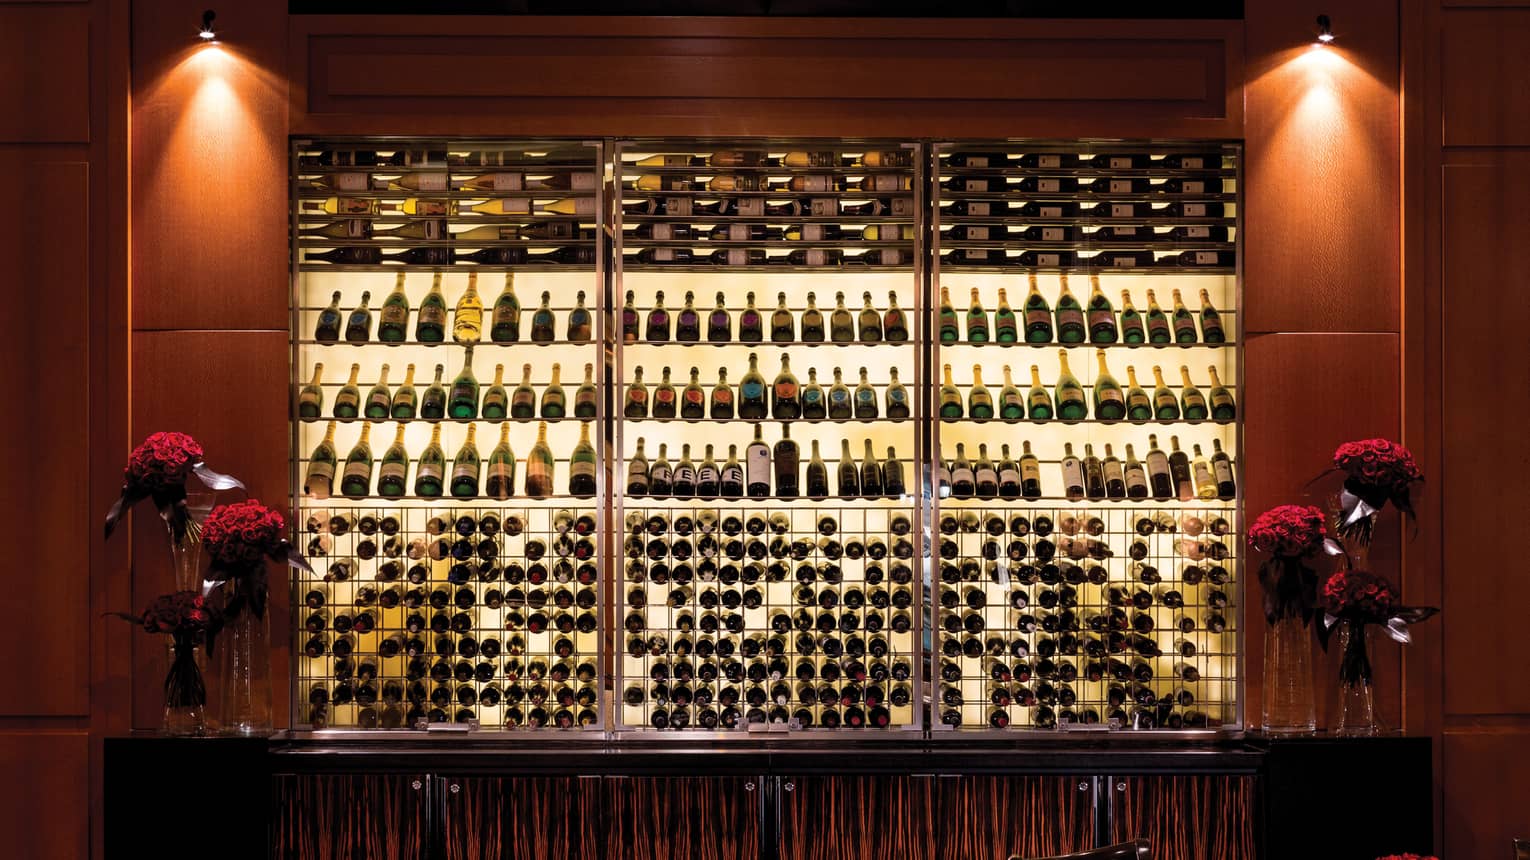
left=384, top=364, right=415, bottom=420
left=806, top=440, right=830, bottom=501
left=314, top=291, right=343, bottom=342
left=1191, top=444, right=1218, bottom=500
left=739, top=353, right=767, bottom=420
left=541, top=363, right=566, bottom=419
left=838, top=439, right=861, bottom=499
left=1054, top=351, right=1088, bottom=421
left=649, top=442, right=672, bottom=498
left=1024, top=275, right=1054, bottom=344
left=378, top=274, right=411, bottom=342
left=626, top=438, right=650, bottom=496
left=1119, top=291, right=1146, bottom=344
left=801, top=292, right=825, bottom=342
left=530, top=291, right=556, bottom=343
left=450, top=425, right=481, bottom=498
left=304, top=422, right=339, bottom=498
left=334, top=364, right=363, bottom=419
left=988, top=287, right=1017, bottom=344
left=1086, top=276, right=1118, bottom=344
left=448, top=347, right=479, bottom=419
left=997, top=366, right=1024, bottom=421
left=341, top=424, right=375, bottom=499
left=738, top=291, right=764, bottom=342
left=570, top=422, right=597, bottom=498
left=939, top=364, right=963, bottom=420
left=1082, top=443, right=1106, bottom=501
left=938, top=286, right=960, bottom=343
left=885, top=367, right=909, bottom=419
left=774, top=425, right=800, bottom=499
left=344, top=291, right=374, bottom=343
left=678, top=367, right=705, bottom=420
left=801, top=368, right=825, bottom=419
left=883, top=445, right=906, bottom=498
left=1145, top=435, right=1173, bottom=500
left=969, top=365, right=994, bottom=420
left=827, top=368, right=852, bottom=420
left=652, top=367, right=677, bottom=419
left=453, top=273, right=483, bottom=343
left=861, top=440, right=884, bottom=498
left=1168, top=435, right=1194, bottom=501
left=1093, top=350, right=1126, bottom=421
left=884, top=291, right=909, bottom=342
left=1027, top=365, right=1055, bottom=420
left=1210, top=439, right=1237, bottom=499
left=1144, top=289, right=1172, bottom=344
left=567, top=290, right=592, bottom=343
left=935, top=455, right=952, bottom=499
left=1102, top=444, right=1126, bottom=499
left=477, top=364, right=508, bottom=421
left=721, top=444, right=744, bottom=500
left=1125, top=367, right=1153, bottom=421
left=489, top=273, right=522, bottom=343
left=966, top=288, right=990, bottom=343
left=773, top=356, right=801, bottom=420
left=950, top=443, right=975, bottom=499
left=997, top=443, right=1021, bottom=500
left=486, top=423, right=516, bottom=500
left=1123, top=443, right=1149, bottom=499
left=1199, top=288, right=1226, bottom=343
left=854, top=367, right=879, bottom=420
left=416, top=275, right=447, bottom=343
left=373, top=424, right=409, bottom=499
left=525, top=422, right=554, bottom=499
left=415, top=424, right=445, bottom=497
left=1207, top=366, right=1236, bottom=420
left=298, top=363, right=325, bottom=419
left=710, top=368, right=735, bottom=419
left=574, top=363, right=597, bottom=419
left=624, top=368, right=648, bottom=418
left=619, top=289, right=639, bottom=344
left=420, top=364, right=447, bottom=419
left=769, top=292, right=795, bottom=343
left=707, top=291, right=731, bottom=342
left=1061, top=442, right=1085, bottom=502
left=746, top=424, right=771, bottom=499
left=857, top=292, right=883, bottom=342
left=1055, top=276, right=1086, bottom=344
left=1151, top=366, right=1180, bottom=420
left=829, top=292, right=855, bottom=343
left=1170, top=289, right=1199, bottom=344
left=973, top=443, right=998, bottom=500
left=364, top=364, right=393, bottom=420
left=697, top=443, right=720, bottom=499
left=1179, top=366, right=1209, bottom=420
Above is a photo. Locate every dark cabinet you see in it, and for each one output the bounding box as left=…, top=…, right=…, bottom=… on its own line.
left=934, top=776, right=1095, bottom=860
left=1107, top=775, right=1256, bottom=860
left=438, top=776, right=604, bottom=860
left=604, top=776, right=761, bottom=860
left=777, top=775, right=935, bottom=860
left=272, top=773, right=430, bottom=860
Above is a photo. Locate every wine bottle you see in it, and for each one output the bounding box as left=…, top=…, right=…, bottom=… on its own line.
left=739, top=353, right=767, bottom=420
left=1124, top=367, right=1153, bottom=421
left=882, top=291, right=909, bottom=343
left=449, top=273, right=482, bottom=343
left=304, top=422, right=339, bottom=498
left=746, top=424, right=771, bottom=499
left=973, top=443, right=998, bottom=500
left=1099, top=443, right=1126, bottom=500
left=416, top=274, right=447, bottom=343
left=825, top=291, right=853, bottom=343
left=341, top=424, right=375, bottom=499
left=950, top=443, right=975, bottom=499
left=1168, top=435, right=1194, bottom=501
left=696, top=444, right=720, bottom=500
left=721, top=444, right=745, bottom=500
left=1198, top=288, right=1227, bottom=343
left=1190, top=444, right=1218, bottom=500
left=344, top=291, right=374, bottom=343
left=1055, top=351, right=1088, bottom=421
left=415, top=424, right=445, bottom=497
left=486, top=423, right=516, bottom=500
left=541, top=363, right=567, bottom=419
left=994, top=443, right=1021, bottom=500
left=1082, top=275, right=1118, bottom=344
left=984, top=365, right=1019, bottom=422
left=806, top=440, right=830, bottom=501
left=361, top=365, right=393, bottom=421
left=795, top=291, right=825, bottom=342
left=1119, top=291, right=1146, bottom=344
left=570, top=422, right=597, bottom=498
left=570, top=362, right=597, bottom=419
left=314, top=291, right=344, bottom=342
left=1013, top=274, right=1049, bottom=344
left=827, top=368, right=852, bottom=420
left=853, top=367, right=879, bottom=420
left=1082, top=443, right=1106, bottom=501
left=652, top=367, right=677, bottom=419
left=525, top=422, right=554, bottom=499
left=1179, top=366, right=1209, bottom=420
left=377, top=274, right=411, bottom=343
left=445, top=348, right=478, bottom=419
left=298, top=363, right=325, bottom=419
left=774, top=425, right=800, bottom=499
left=773, top=356, right=801, bottom=420
left=655, top=289, right=691, bottom=343
left=373, top=424, right=410, bottom=499
left=885, top=367, right=909, bottom=419
left=447, top=425, right=480, bottom=498
left=1145, top=435, right=1173, bottom=501
left=649, top=442, right=672, bottom=498
left=883, top=446, right=906, bottom=498
left=938, top=286, right=960, bottom=344
left=1116, top=443, right=1147, bottom=501
left=738, top=292, right=764, bottom=342
left=964, top=288, right=990, bottom=343
left=332, top=364, right=363, bottom=420
left=696, top=367, right=731, bottom=420
left=969, top=365, right=994, bottom=420
left=673, top=443, right=697, bottom=499
left=1055, top=276, right=1086, bottom=344
left=1150, top=366, right=1180, bottom=420
left=626, top=438, right=650, bottom=496
left=616, top=289, right=640, bottom=344
left=1210, top=439, right=1237, bottom=499
left=850, top=291, right=881, bottom=342
left=1144, top=289, right=1172, bottom=344
left=939, top=364, right=963, bottom=420
left=567, top=290, right=593, bottom=343
left=861, top=440, right=884, bottom=499
left=1060, top=443, right=1085, bottom=502
left=1207, top=366, right=1236, bottom=420
left=828, top=438, right=859, bottom=499
left=1169, top=289, right=1198, bottom=344
left=1027, top=365, right=1054, bottom=420
left=759, top=291, right=792, bottom=343
left=785, top=368, right=819, bottom=420
left=624, top=368, right=648, bottom=418
left=1093, top=350, right=1126, bottom=421
left=530, top=291, right=556, bottom=343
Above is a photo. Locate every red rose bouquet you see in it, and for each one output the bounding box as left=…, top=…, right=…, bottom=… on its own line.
left=111, top=590, right=226, bottom=718
left=1318, top=568, right=1437, bottom=686
left=1248, top=504, right=1336, bottom=625
left=104, top=431, right=245, bottom=544
left=1376, top=854, right=1438, bottom=860
left=1320, top=438, right=1424, bottom=546
left=202, top=499, right=312, bottom=621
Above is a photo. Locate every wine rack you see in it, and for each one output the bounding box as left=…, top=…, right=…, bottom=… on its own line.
left=930, top=141, right=1242, bottom=731
left=290, top=138, right=607, bottom=731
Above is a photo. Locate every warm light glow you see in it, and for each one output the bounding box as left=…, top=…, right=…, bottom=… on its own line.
left=198, top=9, right=217, bottom=42
left=1315, top=14, right=1334, bottom=45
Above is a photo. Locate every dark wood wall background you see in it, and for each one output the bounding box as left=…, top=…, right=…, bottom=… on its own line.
left=5, top=0, right=1521, bottom=855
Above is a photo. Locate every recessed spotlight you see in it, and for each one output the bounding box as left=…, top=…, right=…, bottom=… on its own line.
left=1316, top=15, right=1335, bottom=44
left=198, top=10, right=217, bottom=42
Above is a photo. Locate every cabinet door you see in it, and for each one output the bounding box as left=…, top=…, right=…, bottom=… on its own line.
left=605, top=776, right=761, bottom=860
left=934, top=775, right=1095, bottom=860
left=440, top=776, right=603, bottom=860
left=1109, top=775, right=1256, bottom=860
left=777, top=775, right=935, bottom=860
left=273, top=773, right=430, bottom=860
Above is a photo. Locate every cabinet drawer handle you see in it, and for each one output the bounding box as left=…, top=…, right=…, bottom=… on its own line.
left=745, top=782, right=755, bottom=792
left=410, top=780, right=423, bottom=791
left=449, top=783, right=461, bottom=795
left=784, top=782, right=795, bottom=792
left=1116, top=782, right=1127, bottom=792
left=1078, top=781, right=1089, bottom=792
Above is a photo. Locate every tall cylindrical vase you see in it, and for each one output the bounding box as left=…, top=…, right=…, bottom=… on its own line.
left=166, top=522, right=202, bottom=592
left=219, top=605, right=273, bottom=736
left=1261, top=613, right=1317, bottom=735
left=1335, top=620, right=1379, bottom=736
left=163, top=637, right=208, bottom=736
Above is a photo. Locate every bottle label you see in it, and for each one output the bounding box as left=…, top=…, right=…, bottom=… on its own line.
left=887, top=387, right=906, bottom=405
left=650, top=224, right=673, bottom=240
left=1028, top=389, right=1051, bottom=410
left=965, top=201, right=991, bottom=216
left=964, top=226, right=990, bottom=241
left=855, top=388, right=876, bottom=406
left=1097, top=388, right=1124, bottom=406
left=746, top=445, right=770, bottom=486
left=1146, top=452, right=1170, bottom=476
left=1179, top=156, right=1206, bottom=169
left=655, top=388, right=675, bottom=406
left=488, top=463, right=513, bottom=483
left=800, top=224, right=825, bottom=241
left=741, top=381, right=763, bottom=400
left=829, top=388, right=850, bottom=406
left=571, top=459, right=596, bottom=480
left=1183, top=226, right=1211, bottom=239
left=1035, top=155, right=1061, bottom=168
left=963, top=178, right=991, bottom=192
left=682, top=387, right=705, bottom=409
left=721, top=464, right=744, bottom=487
left=733, top=197, right=763, bottom=217
left=796, top=175, right=832, bottom=192
left=1026, top=309, right=1052, bottom=328
left=712, top=388, right=733, bottom=406
left=1193, top=251, right=1219, bottom=265
left=344, top=460, right=371, bottom=480
left=330, top=173, right=368, bottom=191
left=1182, top=203, right=1207, bottom=217
left=1148, top=318, right=1172, bottom=339
left=1184, top=390, right=1207, bottom=409
left=1180, top=180, right=1206, bottom=194
left=723, top=224, right=751, bottom=242
left=452, top=461, right=477, bottom=481
left=418, top=305, right=446, bottom=326
left=802, top=250, right=828, bottom=266
left=625, top=389, right=646, bottom=408
left=952, top=466, right=974, bottom=486
left=1125, top=467, right=1148, bottom=492
left=1033, top=253, right=1060, bottom=266
left=480, top=173, right=523, bottom=191
left=1213, top=457, right=1234, bottom=484
left=1175, top=316, right=1198, bottom=338
left=975, top=466, right=997, bottom=485
left=1211, top=390, right=1234, bottom=409
left=650, top=463, right=671, bottom=486
left=775, top=382, right=798, bottom=399
left=1061, top=460, right=1084, bottom=487
left=723, top=250, right=748, bottom=266
left=1110, top=203, right=1135, bottom=218
left=871, top=249, right=900, bottom=266
left=999, top=465, right=1021, bottom=485
left=1110, top=255, right=1138, bottom=267
left=416, top=462, right=442, bottom=483
left=1104, top=460, right=1124, bottom=483
left=379, top=462, right=407, bottom=483
left=1109, top=156, right=1133, bottom=169
left=962, top=155, right=991, bottom=167
left=1037, top=179, right=1060, bottom=193
left=665, top=196, right=693, bottom=217
left=650, top=248, right=676, bottom=262
left=1193, top=461, right=1214, bottom=486
left=306, top=461, right=336, bottom=485
left=380, top=305, right=408, bottom=325
left=411, top=173, right=449, bottom=192
left=1057, top=308, right=1085, bottom=330
left=1109, top=179, right=1133, bottom=193
left=1002, top=392, right=1023, bottom=412
left=316, top=310, right=341, bottom=331
left=1088, top=309, right=1115, bottom=331
left=802, top=388, right=821, bottom=406
left=1041, top=227, right=1065, bottom=241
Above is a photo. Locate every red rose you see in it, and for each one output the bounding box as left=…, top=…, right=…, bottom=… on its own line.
left=1248, top=504, right=1327, bottom=557
left=203, top=499, right=289, bottom=575
left=124, top=431, right=205, bottom=492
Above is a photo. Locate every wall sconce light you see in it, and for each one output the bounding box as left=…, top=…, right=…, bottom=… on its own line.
left=198, top=9, right=217, bottom=42
left=1315, top=14, right=1335, bottom=44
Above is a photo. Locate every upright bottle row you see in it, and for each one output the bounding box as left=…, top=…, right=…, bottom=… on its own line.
left=291, top=138, right=1241, bottom=734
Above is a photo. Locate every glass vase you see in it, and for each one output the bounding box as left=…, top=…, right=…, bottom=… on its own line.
left=218, top=605, right=273, bottom=736
left=165, top=522, right=202, bottom=593
left=1335, top=621, right=1379, bottom=736
left=1261, top=613, right=1317, bottom=735
left=163, top=638, right=208, bottom=736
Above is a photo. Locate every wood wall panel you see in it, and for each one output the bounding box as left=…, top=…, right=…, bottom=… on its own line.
left=442, top=776, right=604, bottom=860
left=273, top=773, right=429, bottom=860
left=934, top=776, right=1092, bottom=860
left=1441, top=731, right=1530, bottom=859
left=0, top=6, right=90, bottom=142
left=1110, top=775, right=1257, bottom=860
left=0, top=158, right=91, bottom=717
left=778, top=775, right=933, bottom=860
left=605, top=776, right=759, bottom=860
left=129, top=330, right=292, bottom=730
left=1442, top=9, right=1530, bottom=147
left=0, top=733, right=90, bottom=860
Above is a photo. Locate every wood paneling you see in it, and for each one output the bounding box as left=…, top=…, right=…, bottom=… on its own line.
left=1442, top=731, right=1530, bottom=859
left=934, top=776, right=1093, bottom=860
left=1243, top=0, right=1401, bottom=333
left=274, top=773, right=429, bottom=860
left=442, top=776, right=603, bottom=860
left=0, top=733, right=90, bottom=860
left=606, top=776, right=759, bottom=860
left=1442, top=9, right=1530, bottom=147
left=1109, top=775, right=1257, bottom=860
left=779, top=775, right=933, bottom=860
left=0, top=6, right=90, bottom=142
left=0, top=158, right=91, bottom=717
left=129, top=330, right=292, bottom=730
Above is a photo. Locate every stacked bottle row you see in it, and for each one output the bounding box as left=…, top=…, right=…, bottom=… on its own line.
left=620, top=507, right=919, bottom=730
left=931, top=507, right=1236, bottom=730
left=936, top=277, right=1227, bottom=345
left=307, top=274, right=588, bottom=346
left=935, top=436, right=1236, bottom=503
left=298, top=359, right=598, bottom=422
left=936, top=355, right=1234, bottom=424
left=295, top=507, right=601, bottom=729
left=621, top=289, right=910, bottom=345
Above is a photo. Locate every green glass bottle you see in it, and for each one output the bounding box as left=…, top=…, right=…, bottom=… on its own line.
left=1124, top=367, right=1153, bottom=422
left=624, top=368, right=648, bottom=419
left=773, top=356, right=801, bottom=420
left=884, top=290, right=909, bottom=342
left=1151, top=365, right=1181, bottom=420
left=1179, top=366, right=1209, bottom=420
left=966, top=288, right=990, bottom=343
left=1054, top=350, right=1088, bottom=421
left=530, top=291, right=556, bottom=343
left=570, top=421, right=597, bottom=498
left=1170, top=289, right=1199, bottom=344
left=771, top=292, right=795, bottom=343
left=938, top=286, right=960, bottom=344
left=800, top=292, right=825, bottom=342
left=827, top=367, right=852, bottom=420
left=490, top=272, right=522, bottom=343
left=481, top=364, right=509, bottom=420
left=1019, top=440, right=1042, bottom=499
left=885, top=367, right=910, bottom=419
left=1026, top=365, right=1054, bottom=420
left=524, top=422, right=554, bottom=499
left=339, top=424, right=374, bottom=499
left=450, top=424, right=481, bottom=498
left=567, top=290, right=592, bottom=343
left=303, top=421, right=338, bottom=498
left=344, top=290, right=373, bottom=343
left=1119, top=290, right=1146, bottom=344
left=390, top=364, right=417, bottom=419
left=363, top=364, right=392, bottom=420
left=333, top=363, right=362, bottom=420
left=830, top=291, right=855, bottom=343
left=738, top=353, right=767, bottom=420
left=419, top=363, right=447, bottom=419
left=376, top=424, right=409, bottom=498
left=378, top=273, right=410, bottom=343
left=939, top=364, right=963, bottom=420
left=540, top=363, right=566, bottom=419
left=1199, top=289, right=1227, bottom=344
left=1023, top=274, right=1053, bottom=344
left=297, top=363, right=325, bottom=419
left=852, top=366, right=877, bottom=420
left=1054, top=275, right=1086, bottom=344
left=314, top=291, right=343, bottom=343
left=1144, top=289, right=1173, bottom=345
left=652, top=366, right=677, bottom=419
left=799, top=368, right=823, bottom=420
left=710, top=368, right=735, bottom=420
left=998, top=365, right=1024, bottom=421
left=1207, top=365, right=1237, bottom=420
left=415, top=274, right=447, bottom=343
left=968, top=365, right=994, bottom=420
left=414, top=424, right=445, bottom=497
left=448, top=346, right=479, bottom=419
left=1092, top=350, right=1126, bottom=421
left=574, top=362, right=598, bottom=419
left=993, top=287, right=1018, bottom=343
left=510, top=363, right=536, bottom=420
left=858, top=292, right=883, bottom=342
left=1086, top=275, right=1118, bottom=344
left=485, top=422, right=516, bottom=500
left=806, top=440, right=829, bottom=501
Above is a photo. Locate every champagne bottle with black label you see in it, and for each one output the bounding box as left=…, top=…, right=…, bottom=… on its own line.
left=1082, top=443, right=1106, bottom=501
left=1144, top=289, right=1172, bottom=344
left=1055, top=351, right=1088, bottom=421
left=1023, top=275, right=1054, bottom=344
left=721, top=444, right=744, bottom=500
left=341, top=424, right=374, bottom=499
left=375, top=424, right=410, bottom=499
left=991, top=288, right=1018, bottom=343
left=304, top=422, right=339, bottom=498
left=973, top=443, right=998, bottom=499
left=774, top=425, right=800, bottom=499
left=448, top=347, right=479, bottom=419
left=1087, top=276, right=1118, bottom=344
left=530, top=291, right=556, bottom=343
left=697, top=443, right=720, bottom=500
left=1119, top=290, right=1146, bottom=344
left=1102, top=443, right=1126, bottom=499
left=574, top=363, right=597, bottom=419
left=1198, top=288, right=1226, bottom=343
left=334, top=364, right=362, bottom=420
left=419, top=364, right=447, bottom=420
left=450, top=425, right=481, bottom=498
left=1168, top=435, right=1194, bottom=501
left=1145, top=435, right=1173, bottom=501
left=299, top=363, right=325, bottom=419
left=649, top=442, right=672, bottom=498
left=773, top=356, right=801, bottom=420
left=806, top=440, right=830, bottom=501
left=379, top=274, right=410, bottom=342
left=567, top=290, right=592, bottom=343
left=997, top=443, right=1021, bottom=500
left=884, top=291, right=909, bottom=342
left=950, top=443, right=975, bottom=499
left=739, top=353, right=767, bottom=420
left=1210, top=439, right=1237, bottom=499
left=652, top=367, right=677, bottom=419
left=800, top=368, right=825, bottom=420
left=491, top=273, right=521, bottom=342
left=1207, top=366, right=1236, bottom=420
left=827, top=368, right=852, bottom=420
left=570, top=421, right=597, bottom=498
left=486, top=423, right=516, bottom=500
left=1170, top=289, right=1199, bottom=344
left=746, top=425, right=770, bottom=499
left=861, top=440, right=884, bottom=498
left=969, top=366, right=994, bottom=420
left=1123, top=443, right=1149, bottom=500
left=416, top=275, right=447, bottom=343
left=884, top=446, right=906, bottom=498
left=315, top=291, right=343, bottom=342
left=885, top=367, right=909, bottom=419
left=363, top=364, right=393, bottom=420
left=1027, top=365, right=1054, bottom=420
left=1093, top=350, right=1126, bottom=421
left=626, top=438, right=649, bottom=496
left=541, top=363, right=566, bottom=419
left=738, top=291, right=764, bottom=342
left=838, top=439, right=861, bottom=499
left=938, top=286, right=960, bottom=344
left=624, top=367, right=648, bottom=418
left=1055, top=276, right=1086, bottom=344
left=525, top=422, right=554, bottom=499
left=415, top=424, right=445, bottom=497
left=857, top=292, right=883, bottom=342
left=345, top=291, right=374, bottom=343
left=1125, top=367, right=1153, bottom=421
left=966, top=288, right=990, bottom=343
left=1151, top=365, right=1180, bottom=421
left=1060, top=442, right=1085, bottom=502
left=854, top=367, right=879, bottom=420
left=454, top=273, right=483, bottom=343
left=800, top=292, right=825, bottom=342
left=1179, top=366, right=1209, bottom=420
left=939, top=364, right=963, bottom=420
left=709, top=368, right=735, bottom=419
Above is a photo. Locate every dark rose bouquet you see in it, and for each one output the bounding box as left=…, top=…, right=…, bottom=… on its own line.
left=1320, top=438, right=1424, bottom=545
left=104, top=431, right=245, bottom=543
left=1318, top=568, right=1437, bottom=685
left=1248, top=504, right=1337, bottom=625
left=111, top=590, right=226, bottom=712
left=202, top=499, right=312, bottom=621
left=1376, top=855, right=1438, bottom=860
